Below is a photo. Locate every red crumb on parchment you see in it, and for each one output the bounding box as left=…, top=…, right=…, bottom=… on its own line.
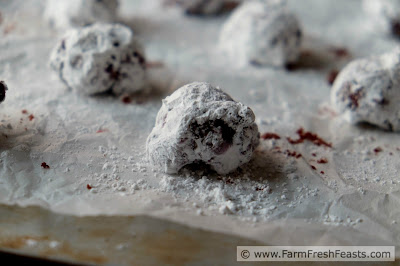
left=121, top=95, right=132, bottom=104
left=330, top=47, right=350, bottom=58
left=320, top=171, right=325, bottom=174
left=28, top=114, right=34, bottom=121
left=41, top=162, right=50, bottom=169
left=261, top=132, right=281, bottom=140
left=287, top=128, right=332, bottom=148
left=3, top=23, right=16, bottom=35
left=96, top=129, right=108, bottom=133
left=87, top=184, right=92, bottom=190
left=374, top=147, right=383, bottom=154
left=22, top=109, right=28, bottom=114
left=327, top=69, right=339, bottom=85
left=285, top=150, right=302, bottom=159
left=317, top=158, right=328, bottom=164
left=311, top=165, right=317, bottom=170
left=145, top=61, right=164, bottom=68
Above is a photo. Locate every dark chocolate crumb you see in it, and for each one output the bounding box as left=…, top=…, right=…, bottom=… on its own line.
left=391, top=20, right=400, bottom=37
left=41, top=162, right=50, bottom=169
left=121, top=95, right=132, bottom=104
left=317, top=158, right=328, bottom=164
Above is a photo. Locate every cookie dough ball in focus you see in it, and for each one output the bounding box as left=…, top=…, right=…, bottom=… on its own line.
left=0, top=81, right=8, bottom=103
left=331, top=51, right=400, bottom=131
left=49, top=23, right=146, bottom=96
left=219, top=0, right=302, bottom=67
left=44, top=0, right=119, bottom=30
left=363, top=0, right=400, bottom=35
left=146, top=82, right=260, bottom=174
left=168, top=0, right=238, bottom=16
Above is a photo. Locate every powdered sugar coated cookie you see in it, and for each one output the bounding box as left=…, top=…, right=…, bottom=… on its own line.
left=44, top=0, right=119, bottom=30
left=331, top=50, right=400, bottom=131
left=147, top=82, right=260, bottom=174
left=219, top=0, right=302, bottom=67
left=49, top=23, right=146, bottom=96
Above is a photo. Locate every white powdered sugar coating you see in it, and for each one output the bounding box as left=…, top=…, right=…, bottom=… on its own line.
left=44, top=0, right=119, bottom=30
left=49, top=23, right=146, bottom=96
left=146, top=82, right=260, bottom=175
left=363, top=0, right=400, bottom=33
left=218, top=0, right=302, bottom=67
left=331, top=50, right=400, bottom=131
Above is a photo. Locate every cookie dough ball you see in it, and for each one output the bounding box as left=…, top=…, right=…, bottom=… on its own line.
left=168, top=0, right=238, bottom=16
left=44, top=0, right=119, bottom=30
left=0, top=81, right=8, bottom=103
left=363, top=0, right=400, bottom=35
left=49, top=23, right=146, bottom=96
left=147, top=82, right=260, bottom=174
left=331, top=51, right=400, bottom=131
left=219, top=0, right=302, bottom=67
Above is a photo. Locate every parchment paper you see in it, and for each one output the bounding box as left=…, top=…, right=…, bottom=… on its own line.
left=0, top=0, right=399, bottom=263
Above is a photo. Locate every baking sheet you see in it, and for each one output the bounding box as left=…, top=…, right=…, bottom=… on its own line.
left=0, top=0, right=399, bottom=264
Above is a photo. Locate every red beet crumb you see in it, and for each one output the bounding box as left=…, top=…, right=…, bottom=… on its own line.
left=285, top=150, right=302, bottom=159
left=287, top=128, right=332, bottom=148
left=374, top=147, right=383, bottom=154
left=311, top=165, right=316, bottom=170
left=261, top=132, right=281, bottom=140
left=22, top=109, right=28, bottom=114
left=225, top=178, right=234, bottom=184
left=348, top=89, right=364, bottom=109
left=255, top=187, right=264, bottom=191
left=312, top=153, right=317, bottom=157
left=87, top=184, right=92, bottom=190
left=28, top=114, right=34, bottom=121
left=145, top=61, right=164, bottom=68
left=327, top=69, right=339, bottom=85
left=96, top=129, right=108, bottom=133
left=41, top=162, right=50, bottom=169
left=320, top=171, right=325, bottom=174
left=330, top=47, right=350, bottom=58
left=121, top=95, right=132, bottom=104
left=317, top=158, right=328, bottom=164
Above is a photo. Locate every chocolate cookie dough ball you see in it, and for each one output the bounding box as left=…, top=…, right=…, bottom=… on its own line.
left=167, top=0, right=238, bottom=16
left=44, top=0, right=119, bottom=30
left=146, top=82, right=260, bottom=174
left=0, top=81, right=8, bottom=103
left=219, top=0, right=302, bottom=67
left=363, top=0, right=400, bottom=35
left=331, top=51, right=400, bottom=131
left=49, top=23, right=146, bottom=96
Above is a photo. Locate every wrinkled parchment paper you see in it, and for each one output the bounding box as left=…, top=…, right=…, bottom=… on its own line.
left=0, top=0, right=399, bottom=264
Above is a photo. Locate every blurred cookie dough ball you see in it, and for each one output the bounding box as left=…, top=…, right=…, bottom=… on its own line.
left=331, top=50, right=400, bottom=131
left=50, top=23, right=146, bottom=96
left=44, top=0, right=119, bottom=30
left=146, top=82, right=260, bottom=174
left=219, top=0, right=302, bottom=67
left=363, top=0, right=400, bottom=35
left=166, top=0, right=239, bottom=16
